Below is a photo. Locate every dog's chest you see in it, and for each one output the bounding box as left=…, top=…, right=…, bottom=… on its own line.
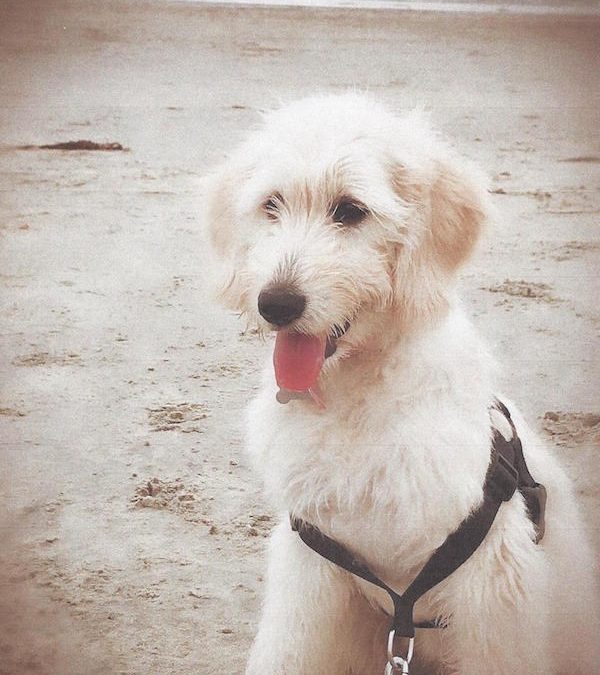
left=249, top=389, right=490, bottom=580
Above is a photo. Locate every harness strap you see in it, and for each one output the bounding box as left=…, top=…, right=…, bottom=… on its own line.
left=290, top=400, right=547, bottom=639
left=291, top=448, right=514, bottom=638
left=493, top=400, right=547, bottom=542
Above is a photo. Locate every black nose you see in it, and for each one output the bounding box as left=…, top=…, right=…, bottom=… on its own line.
left=258, top=285, right=306, bottom=327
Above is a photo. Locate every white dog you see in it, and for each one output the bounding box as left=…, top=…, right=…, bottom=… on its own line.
left=204, top=93, right=599, bottom=675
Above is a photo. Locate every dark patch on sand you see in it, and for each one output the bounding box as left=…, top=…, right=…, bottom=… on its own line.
left=558, top=156, right=600, bottom=164
left=19, top=140, right=127, bottom=152
left=489, top=187, right=552, bottom=200
left=0, top=407, right=26, bottom=417
left=240, top=41, right=283, bottom=57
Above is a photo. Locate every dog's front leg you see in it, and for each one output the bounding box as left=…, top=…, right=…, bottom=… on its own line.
left=246, top=518, right=361, bottom=675
left=438, top=552, right=552, bottom=675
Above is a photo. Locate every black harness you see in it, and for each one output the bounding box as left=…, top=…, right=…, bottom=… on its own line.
left=290, top=400, right=547, bottom=667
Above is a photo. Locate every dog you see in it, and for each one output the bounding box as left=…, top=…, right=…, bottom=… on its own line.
left=203, top=92, right=600, bottom=674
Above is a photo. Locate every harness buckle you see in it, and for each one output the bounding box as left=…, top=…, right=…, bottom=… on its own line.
left=385, top=630, right=414, bottom=674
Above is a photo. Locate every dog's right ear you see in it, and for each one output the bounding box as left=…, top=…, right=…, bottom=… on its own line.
left=203, top=164, right=237, bottom=257
left=201, top=165, right=248, bottom=311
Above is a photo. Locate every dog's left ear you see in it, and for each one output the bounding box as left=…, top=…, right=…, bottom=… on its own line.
left=389, top=151, right=490, bottom=319
left=426, top=155, right=490, bottom=272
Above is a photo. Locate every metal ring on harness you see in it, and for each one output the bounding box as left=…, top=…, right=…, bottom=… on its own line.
left=385, top=631, right=414, bottom=674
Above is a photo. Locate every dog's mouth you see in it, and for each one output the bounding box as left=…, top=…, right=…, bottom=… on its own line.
left=273, top=320, right=351, bottom=395
left=325, top=320, right=351, bottom=358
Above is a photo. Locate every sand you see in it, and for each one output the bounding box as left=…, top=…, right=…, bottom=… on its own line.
left=0, top=1, right=598, bottom=673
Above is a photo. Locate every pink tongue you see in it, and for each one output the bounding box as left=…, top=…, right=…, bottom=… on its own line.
left=273, top=331, right=326, bottom=392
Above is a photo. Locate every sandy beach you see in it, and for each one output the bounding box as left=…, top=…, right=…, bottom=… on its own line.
left=0, top=1, right=598, bottom=673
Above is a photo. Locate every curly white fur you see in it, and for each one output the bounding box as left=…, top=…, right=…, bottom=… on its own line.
left=204, top=92, right=600, bottom=675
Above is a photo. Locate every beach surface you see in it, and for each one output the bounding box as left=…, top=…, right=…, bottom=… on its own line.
left=0, top=1, right=598, bottom=673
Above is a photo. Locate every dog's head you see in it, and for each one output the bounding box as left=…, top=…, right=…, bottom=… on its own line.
left=204, top=93, right=489, bottom=366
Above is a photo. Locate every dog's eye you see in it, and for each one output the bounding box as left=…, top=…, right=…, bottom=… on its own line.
left=263, top=193, right=284, bottom=220
left=331, top=200, right=368, bottom=227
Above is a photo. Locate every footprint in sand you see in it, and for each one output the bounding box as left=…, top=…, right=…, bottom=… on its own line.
left=542, top=411, right=600, bottom=447
left=147, top=402, right=210, bottom=433
left=12, top=352, right=82, bottom=367
left=480, top=279, right=559, bottom=303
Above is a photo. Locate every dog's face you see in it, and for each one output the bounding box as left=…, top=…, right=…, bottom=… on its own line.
left=204, top=93, right=489, bottom=364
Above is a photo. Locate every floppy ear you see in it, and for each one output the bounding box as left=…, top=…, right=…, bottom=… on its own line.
left=427, top=156, right=490, bottom=272
left=203, top=162, right=240, bottom=257
left=387, top=152, right=490, bottom=323
left=202, top=166, right=248, bottom=311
